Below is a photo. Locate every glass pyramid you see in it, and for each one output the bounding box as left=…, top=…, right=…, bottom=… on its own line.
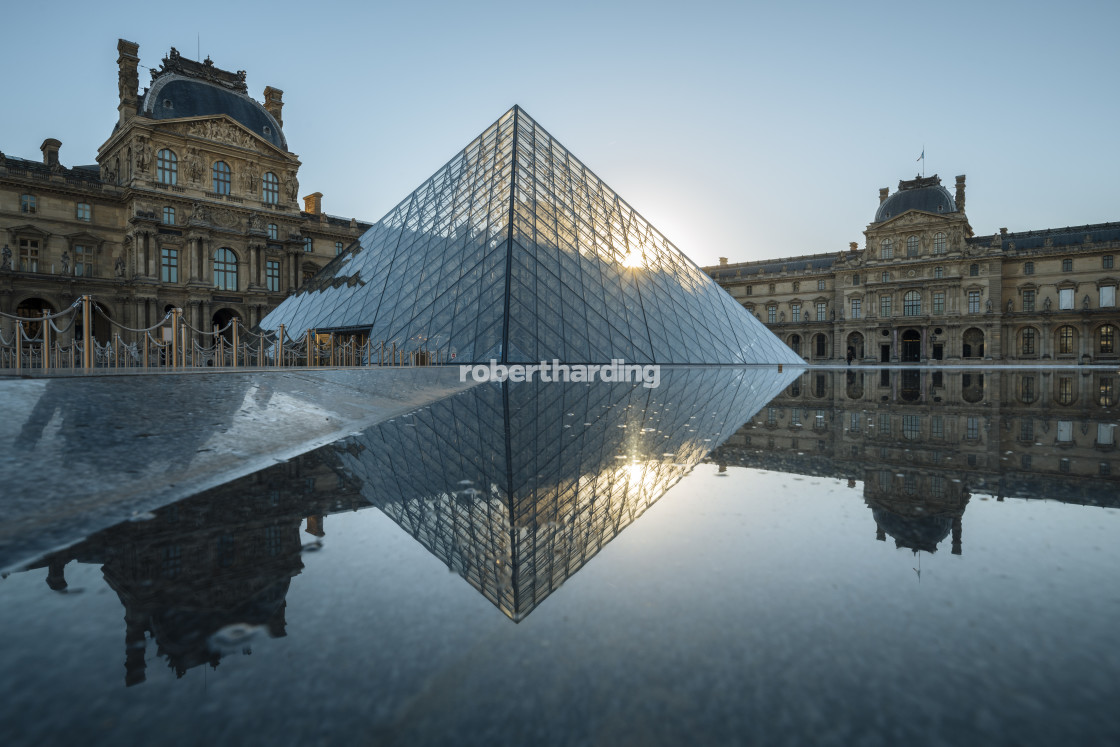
left=263, top=106, right=800, bottom=365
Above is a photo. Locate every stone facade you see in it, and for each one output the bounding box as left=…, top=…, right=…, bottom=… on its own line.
left=0, top=39, right=371, bottom=344
left=705, top=174, right=1120, bottom=364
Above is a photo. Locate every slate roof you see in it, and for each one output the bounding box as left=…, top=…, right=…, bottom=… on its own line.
left=141, top=75, right=287, bottom=151
left=874, top=175, right=957, bottom=222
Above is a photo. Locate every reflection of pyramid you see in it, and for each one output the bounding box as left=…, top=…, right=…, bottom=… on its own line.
left=335, top=367, right=796, bottom=620
left=263, top=106, right=799, bottom=365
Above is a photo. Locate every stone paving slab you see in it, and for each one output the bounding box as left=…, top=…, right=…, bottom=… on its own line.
left=0, top=367, right=476, bottom=572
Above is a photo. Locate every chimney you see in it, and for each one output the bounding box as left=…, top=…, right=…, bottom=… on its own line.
left=40, top=139, right=61, bottom=167
left=718, top=256, right=728, bottom=266
left=263, top=86, right=284, bottom=127
left=116, top=39, right=140, bottom=127
left=303, top=192, right=323, bottom=215
left=849, top=242, right=858, bottom=252
left=878, top=187, right=889, bottom=204
left=955, top=174, right=966, bottom=212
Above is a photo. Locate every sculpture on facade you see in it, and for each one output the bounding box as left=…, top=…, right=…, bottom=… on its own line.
left=1, top=244, right=11, bottom=271
left=60, top=251, right=70, bottom=275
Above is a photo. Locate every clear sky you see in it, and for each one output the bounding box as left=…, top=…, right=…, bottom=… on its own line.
left=2, top=0, right=1117, bottom=267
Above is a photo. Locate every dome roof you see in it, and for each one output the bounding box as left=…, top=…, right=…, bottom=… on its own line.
left=874, top=174, right=956, bottom=223
left=141, top=74, right=287, bottom=151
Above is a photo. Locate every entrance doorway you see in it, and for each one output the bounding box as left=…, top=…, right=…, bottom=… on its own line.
left=901, top=329, right=921, bottom=362
left=880, top=344, right=890, bottom=363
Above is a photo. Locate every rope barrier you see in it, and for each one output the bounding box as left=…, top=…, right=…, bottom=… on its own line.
left=0, top=297, right=82, bottom=321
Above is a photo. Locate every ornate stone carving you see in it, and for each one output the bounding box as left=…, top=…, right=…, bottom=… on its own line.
left=211, top=209, right=237, bottom=228
left=186, top=148, right=204, bottom=183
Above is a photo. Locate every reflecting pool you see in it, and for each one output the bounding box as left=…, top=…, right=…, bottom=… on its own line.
left=1, top=367, right=1118, bottom=746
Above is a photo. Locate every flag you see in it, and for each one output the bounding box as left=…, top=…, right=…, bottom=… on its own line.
left=917, top=149, right=924, bottom=162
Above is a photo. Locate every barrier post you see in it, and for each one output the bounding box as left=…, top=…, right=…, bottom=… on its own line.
left=278, top=324, right=285, bottom=367
left=42, top=310, right=51, bottom=371
left=81, top=295, right=93, bottom=370
left=306, top=329, right=314, bottom=368
left=15, top=321, right=22, bottom=372
left=171, top=308, right=181, bottom=368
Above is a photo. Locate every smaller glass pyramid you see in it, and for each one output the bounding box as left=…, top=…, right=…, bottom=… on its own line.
left=263, top=106, right=800, bottom=365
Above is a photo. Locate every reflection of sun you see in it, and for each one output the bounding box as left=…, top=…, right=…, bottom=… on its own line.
left=623, top=251, right=643, bottom=269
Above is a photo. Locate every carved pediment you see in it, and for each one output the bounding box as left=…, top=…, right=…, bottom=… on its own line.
left=154, top=116, right=288, bottom=157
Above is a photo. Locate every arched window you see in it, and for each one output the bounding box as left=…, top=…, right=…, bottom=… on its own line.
left=1100, top=325, right=1116, bottom=355
left=1020, top=327, right=1037, bottom=356
left=213, top=247, right=238, bottom=291
left=212, top=161, right=231, bottom=194
left=969, top=263, right=979, bottom=276
left=903, top=290, right=921, bottom=316
left=262, top=172, right=279, bottom=204
left=1057, top=325, right=1076, bottom=355
left=157, top=149, right=178, bottom=185
left=880, top=239, right=893, bottom=259
left=814, top=333, right=828, bottom=358
left=906, top=235, right=919, bottom=257
left=934, top=266, right=944, bottom=279
left=933, top=232, right=946, bottom=254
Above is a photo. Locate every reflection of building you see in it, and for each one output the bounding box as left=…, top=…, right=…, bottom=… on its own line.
left=709, top=368, right=1119, bottom=554
left=334, top=368, right=791, bottom=619
left=0, top=40, right=370, bottom=343
left=28, top=454, right=367, bottom=686
left=706, top=175, right=1119, bottom=363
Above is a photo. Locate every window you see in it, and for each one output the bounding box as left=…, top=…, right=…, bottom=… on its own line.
left=266, top=260, right=280, bottom=292
left=1060, top=458, right=1071, bottom=474
left=1105, top=255, right=1115, bottom=269
left=1057, top=376, right=1074, bottom=405
left=1059, top=288, right=1074, bottom=310
left=931, top=415, right=944, bottom=439
left=76, top=203, right=91, bottom=222
left=304, top=237, right=313, bottom=253
left=880, top=295, right=892, bottom=317
left=161, top=247, right=179, bottom=283
left=881, top=271, right=889, bottom=283
left=1020, top=375, right=1036, bottom=403
left=817, top=279, right=826, bottom=291
left=902, top=415, right=921, bottom=440
left=1058, top=326, right=1076, bottom=354
left=790, top=303, right=801, bottom=322
left=162, top=206, right=176, bottom=225
left=18, top=238, right=39, bottom=271
left=268, top=223, right=279, bottom=241
left=966, top=416, right=979, bottom=440
left=932, top=291, right=945, bottom=314
left=213, top=247, right=238, bottom=291
left=969, top=263, right=979, bottom=277
left=1021, top=455, right=1032, bottom=470
left=1021, top=328, right=1036, bottom=355
left=934, top=266, right=943, bottom=279
left=968, top=291, right=981, bottom=314
left=816, top=302, right=827, bottom=320
left=1100, top=423, right=1115, bottom=445
left=262, top=172, right=279, bottom=204
left=903, top=290, right=921, bottom=316
left=1024, top=261, right=1034, bottom=275
left=906, top=235, right=919, bottom=257
left=879, top=413, right=891, bottom=435
left=815, top=334, right=827, bottom=357
left=156, top=149, right=177, bottom=185
left=852, top=274, right=860, bottom=286
left=1100, top=286, right=1116, bottom=308
left=1100, top=377, right=1116, bottom=406
left=1020, top=418, right=1034, bottom=442
left=745, top=285, right=753, bottom=295
left=20, top=194, right=36, bottom=214
left=880, top=239, right=893, bottom=259
left=850, top=412, right=860, bottom=433
left=1100, top=325, right=1116, bottom=354
left=767, top=306, right=776, bottom=324
left=850, top=298, right=861, bottom=319
left=933, top=232, right=946, bottom=254
left=1101, top=462, right=1112, bottom=476
left=73, top=245, right=95, bottom=277
left=335, top=241, right=344, bottom=256
left=212, top=161, right=231, bottom=194
left=767, top=407, right=776, bottom=425
left=1062, top=258, right=1073, bottom=272
left=1022, top=289, right=1035, bottom=312
left=1057, top=420, right=1073, bottom=442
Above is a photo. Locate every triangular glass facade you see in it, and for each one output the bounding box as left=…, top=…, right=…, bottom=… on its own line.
left=263, top=106, right=800, bottom=365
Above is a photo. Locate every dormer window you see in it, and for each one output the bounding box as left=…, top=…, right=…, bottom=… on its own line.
left=263, top=126, right=272, bottom=136
left=163, top=99, right=173, bottom=109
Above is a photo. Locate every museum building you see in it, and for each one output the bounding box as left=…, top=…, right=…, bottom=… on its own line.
left=705, top=174, right=1120, bottom=364
left=0, top=39, right=370, bottom=342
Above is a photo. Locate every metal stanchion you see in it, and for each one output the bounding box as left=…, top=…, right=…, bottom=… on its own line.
left=171, top=308, right=181, bottom=369
left=42, top=310, right=51, bottom=371
left=82, top=295, right=93, bottom=370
